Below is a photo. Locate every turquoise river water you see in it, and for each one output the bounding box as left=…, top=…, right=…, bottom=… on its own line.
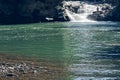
left=0, top=22, right=120, bottom=80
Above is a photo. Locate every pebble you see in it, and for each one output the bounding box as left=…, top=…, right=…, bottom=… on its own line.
left=6, top=73, right=15, bottom=77
left=0, top=62, right=47, bottom=77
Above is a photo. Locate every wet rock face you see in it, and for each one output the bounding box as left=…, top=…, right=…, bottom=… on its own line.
left=0, top=0, right=119, bottom=24
left=88, top=3, right=115, bottom=21
left=57, top=1, right=116, bottom=22
left=58, top=0, right=120, bottom=22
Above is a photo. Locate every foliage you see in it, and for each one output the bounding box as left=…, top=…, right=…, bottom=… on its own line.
left=0, top=0, right=119, bottom=24
left=0, top=0, right=62, bottom=24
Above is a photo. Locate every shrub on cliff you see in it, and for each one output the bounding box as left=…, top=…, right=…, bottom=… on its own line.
left=0, top=0, right=62, bottom=24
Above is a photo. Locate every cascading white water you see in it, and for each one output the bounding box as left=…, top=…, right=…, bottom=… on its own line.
left=62, top=1, right=114, bottom=22
left=63, top=1, right=97, bottom=22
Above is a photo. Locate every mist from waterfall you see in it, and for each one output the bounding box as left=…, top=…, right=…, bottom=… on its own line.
left=62, top=1, right=114, bottom=22
left=63, top=1, right=97, bottom=22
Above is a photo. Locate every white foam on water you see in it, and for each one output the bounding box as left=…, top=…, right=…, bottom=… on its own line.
left=74, top=77, right=117, bottom=80
left=64, top=1, right=97, bottom=22
left=63, top=1, right=114, bottom=23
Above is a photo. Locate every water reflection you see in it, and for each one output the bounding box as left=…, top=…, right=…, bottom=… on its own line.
left=94, top=45, right=120, bottom=59
left=63, top=22, right=120, bottom=80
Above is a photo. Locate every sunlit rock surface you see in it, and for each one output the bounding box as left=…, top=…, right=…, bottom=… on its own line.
left=0, top=0, right=119, bottom=24
left=59, top=1, right=115, bottom=22
left=88, top=3, right=115, bottom=21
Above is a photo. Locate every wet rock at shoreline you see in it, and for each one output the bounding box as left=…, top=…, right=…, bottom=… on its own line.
left=0, top=61, right=47, bottom=78
left=88, top=3, right=116, bottom=21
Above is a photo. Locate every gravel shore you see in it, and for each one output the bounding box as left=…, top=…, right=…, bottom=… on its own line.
left=0, top=54, right=66, bottom=80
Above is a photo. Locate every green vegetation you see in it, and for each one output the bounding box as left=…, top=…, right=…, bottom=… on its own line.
left=0, top=0, right=119, bottom=24
left=0, top=0, right=62, bottom=24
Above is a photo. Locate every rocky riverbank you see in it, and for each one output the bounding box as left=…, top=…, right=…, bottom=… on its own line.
left=0, top=54, right=67, bottom=80
left=88, top=3, right=115, bottom=21
left=57, top=0, right=120, bottom=22
left=84, top=0, right=120, bottom=22
left=0, top=0, right=120, bottom=24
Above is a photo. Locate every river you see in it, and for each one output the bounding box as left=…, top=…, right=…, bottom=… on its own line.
left=0, top=22, right=120, bottom=80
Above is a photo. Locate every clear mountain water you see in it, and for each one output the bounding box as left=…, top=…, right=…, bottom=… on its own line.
left=0, top=22, right=120, bottom=80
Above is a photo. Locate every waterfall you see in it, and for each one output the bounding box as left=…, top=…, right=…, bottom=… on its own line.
left=62, top=1, right=114, bottom=22
left=63, top=1, right=97, bottom=22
